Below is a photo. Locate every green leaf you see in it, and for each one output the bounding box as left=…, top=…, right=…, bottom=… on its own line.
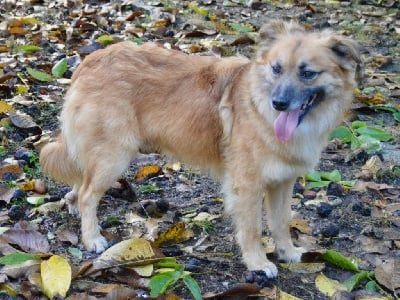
left=393, top=112, right=400, bottom=122
left=305, top=171, right=322, bottom=182
left=338, top=180, right=356, bottom=187
left=328, top=126, right=353, bottom=143
left=355, top=126, right=392, bottom=142
left=138, top=184, right=162, bottom=193
left=15, top=45, right=40, bottom=53
left=96, top=34, right=114, bottom=46
left=319, top=170, right=341, bottom=182
left=229, top=23, right=254, bottom=33
left=52, top=58, right=68, bottom=78
left=365, top=280, right=379, bottom=292
left=155, top=257, right=178, bottom=268
left=343, top=271, right=369, bottom=291
left=307, top=180, right=331, bottom=190
left=351, top=121, right=366, bottom=130
left=0, top=252, right=41, bottom=265
left=183, top=275, right=202, bottom=300
left=27, top=67, right=52, bottom=82
left=350, top=135, right=361, bottom=150
left=320, top=250, right=359, bottom=272
left=149, top=270, right=182, bottom=297
left=357, top=135, right=382, bottom=153
left=68, top=247, right=83, bottom=260
left=373, top=105, right=399, bottom=114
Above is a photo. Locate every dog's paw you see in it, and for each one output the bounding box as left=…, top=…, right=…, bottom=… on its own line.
left=64, top=191, right=80, bottom=215
left=278, top=246, right=305, bottom=263
left=262, top=261, right=278, bottom=278
left=245, top=269, right=277, bottom=287
left=85, top=235, right=108, bottom=253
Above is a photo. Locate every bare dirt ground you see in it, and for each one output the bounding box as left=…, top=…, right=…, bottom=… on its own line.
left=0, top=0, right=399, bottom=299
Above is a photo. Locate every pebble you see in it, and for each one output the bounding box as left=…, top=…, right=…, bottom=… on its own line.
left=321, top=224, right=340, bottom=238
left=8, top=205, right=25, bottom=220
left=14, top=148, right=34, bottom=167
left=303, top=190, right=317, bottom=199
left=326, top=182, right=344, bottom=196
left=317, top=202, right=333, bottom=218
left=293, top=182, right=305, bottom=194
left=34, top=179, right=47, bottom=194
left=185, top=258, right=201, bottom=272
left=11, top=189, right=26, bottom=201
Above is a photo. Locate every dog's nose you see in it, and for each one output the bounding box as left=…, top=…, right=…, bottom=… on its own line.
left=272, top=99, right=289, bottom=111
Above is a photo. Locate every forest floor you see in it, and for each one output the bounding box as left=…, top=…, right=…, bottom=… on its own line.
left=0, top=0, right=399, bottom=299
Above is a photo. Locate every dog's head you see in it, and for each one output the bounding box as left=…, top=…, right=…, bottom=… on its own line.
left=253, top=21, right=361, bottom=142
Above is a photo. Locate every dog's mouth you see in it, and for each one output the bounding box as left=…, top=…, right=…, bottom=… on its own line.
left=273, top=92, right=321, bottom=142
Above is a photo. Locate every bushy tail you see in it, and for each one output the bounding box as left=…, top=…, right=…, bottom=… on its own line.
left=39, top=136, right=81, bottom=186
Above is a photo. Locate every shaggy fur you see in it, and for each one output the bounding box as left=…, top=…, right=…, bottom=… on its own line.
left=40, top=21, right=360, bottom=277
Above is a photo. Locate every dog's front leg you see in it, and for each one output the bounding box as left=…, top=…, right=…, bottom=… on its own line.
left=264, top=180, right=305, bottom=263
left=223, top=180, right=278, bottom=278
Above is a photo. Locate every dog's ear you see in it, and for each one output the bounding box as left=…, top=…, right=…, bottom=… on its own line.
left=328, top=36, right=363, bottom=83
left=259, top=20, right=305, bottom=44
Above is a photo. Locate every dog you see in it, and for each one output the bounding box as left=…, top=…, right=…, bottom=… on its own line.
left=40, top=21, right=360, bottom=278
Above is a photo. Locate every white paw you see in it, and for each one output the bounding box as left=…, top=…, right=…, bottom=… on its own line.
left=278, top=246, right=305, bottom=263
left=84, top=235, right=108, bottom=253
left=262, top=261, right=278, bottom=278
left=64, top=191, right=80, bottom=215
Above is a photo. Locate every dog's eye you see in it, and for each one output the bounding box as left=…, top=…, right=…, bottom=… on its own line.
left=271, top=63, right=282, bottom=76
left=300, top=70, right=318, bottom=80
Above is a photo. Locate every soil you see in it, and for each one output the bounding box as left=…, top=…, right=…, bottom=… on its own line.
left=0, top=0, right=399, bottom=299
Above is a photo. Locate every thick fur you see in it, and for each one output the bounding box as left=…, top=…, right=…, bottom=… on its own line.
left=40, top=21, right=360, bottom=277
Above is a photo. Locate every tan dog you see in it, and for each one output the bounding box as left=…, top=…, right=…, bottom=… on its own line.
left=40, top=21, right=360, bottom=277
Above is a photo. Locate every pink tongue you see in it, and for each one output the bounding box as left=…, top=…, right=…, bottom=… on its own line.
left=274, top=109, right=301, bottom=142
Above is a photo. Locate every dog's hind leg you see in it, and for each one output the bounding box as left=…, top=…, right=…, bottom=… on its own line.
left=264, top=180, right=305, bottom=263
left=78, top=148, right=134, bottom=253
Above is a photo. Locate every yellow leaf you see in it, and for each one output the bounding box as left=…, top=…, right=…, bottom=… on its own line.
left=315, top=273, right=347, bottom=297
left=0, top=101, right=14, bottom=114
left=155, top=222, right=194, bottom=247
left=15, top=85, right=29, bottom=95
left=83, top=238, right=164, bottom=276
left=41, top=255, right=71, bottom=299
left=279, top=290, right=303, bottom=300
left=132, top=264, right=154, bottom=277
left=134, top=165, right=162, bottom=180
left=20, top=180, right=35, bottom=191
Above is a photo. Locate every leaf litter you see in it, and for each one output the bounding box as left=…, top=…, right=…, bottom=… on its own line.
left=0, top=0, right=399, bottom=299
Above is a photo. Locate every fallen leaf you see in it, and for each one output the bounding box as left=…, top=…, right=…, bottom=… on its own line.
left=57, top=228, right=79, bottom=245
left=26, top=67, right=53, bottom=82
left=83, top=238, right=164, bottom=276
left=41, top=255, right=72, bottom=298
left=134, top=165, right=163, bottom=181
left=1, top=221, right=50, bottom=253
left=375, top=259, right=400, bottom=292
left=280, top=262, right=325, bottom=274
left=155, top=222, right=194, bottom=247
left=315, top=273, right=347, bottom=297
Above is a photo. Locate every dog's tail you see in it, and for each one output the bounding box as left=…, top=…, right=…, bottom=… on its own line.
left=39, top=135, right=81, bottom=186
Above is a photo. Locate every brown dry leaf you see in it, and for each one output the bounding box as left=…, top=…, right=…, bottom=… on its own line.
left=375, top=259, right=400, bottom=292
left=203, top=283, right=261, bottom=299
left=289, top=215, right=312, bottom=235
left=134, top=165, right=163, bottom=181
left=0, top=163, right=22, bottom=181
left=0, top=183, right=16, bottom=204
left=154, top=222, right=194, bottom=247
left=82, top=238, right=164, bottom=276
left=105, top=286, right=139, bottom=299
left=57, top=228, right=79, bottom=245
left=0, top=221, right=50, bottom=253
